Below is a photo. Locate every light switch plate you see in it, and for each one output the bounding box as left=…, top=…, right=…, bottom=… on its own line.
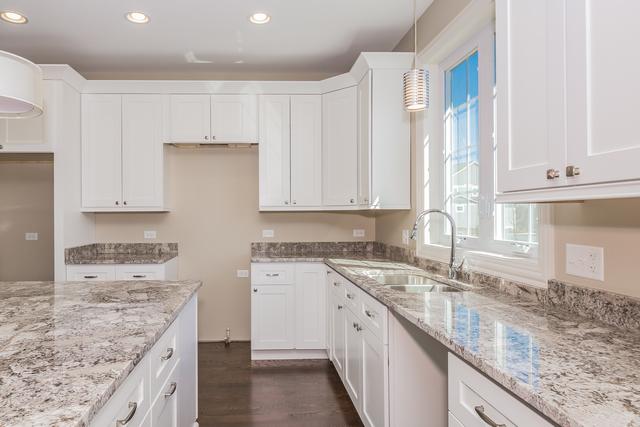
left=262, top=229, right=274, bottom=238
left=353, top=229, right=365, bottom=238
left=237, top=269, right=249, bottom=278
left=25, top=232, right=38, bottom=241
left=566, top=243, right=604, bottom=281
left=144, top=230, right=157, bottom=239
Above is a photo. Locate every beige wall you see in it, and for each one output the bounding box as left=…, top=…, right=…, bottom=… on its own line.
left=95, top=147, right=375, bottom=341
left=0, top=155, right=54, bottom=281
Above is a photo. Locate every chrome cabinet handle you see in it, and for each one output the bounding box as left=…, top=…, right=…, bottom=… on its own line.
left=132, top=274, right=146, bottom=279
left=356, top=325, right=363, bottom=332
left=160, top=347, right=174, bottom=361
left=365, top=310, right=375, bottom=319
left=346, top=293, right=355, bottom=300
left=116, top=402, right=137, bottom=426
left=546, top=169, right=560, bottom=180
left=265, top=273, right=280, bottom=277
left=566, top=165, right=581, bottom=177
left=474, top=405, right=506, bottom=427
left=164, top=382, right=177, bottom=398
left=84, top=275, right=98, bottom=279
left=337, top=305, right=343, bottom=310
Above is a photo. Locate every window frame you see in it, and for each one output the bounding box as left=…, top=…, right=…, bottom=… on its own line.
left=415, top=22, right=554, bottom=287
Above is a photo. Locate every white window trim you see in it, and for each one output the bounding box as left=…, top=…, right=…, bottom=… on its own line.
left=414, top=1, right=554, bottom=287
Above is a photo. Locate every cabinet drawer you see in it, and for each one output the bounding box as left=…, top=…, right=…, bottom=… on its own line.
left=251, top=263, right=295, bottom=285
left=330, top=273, right=345, bottom=297
left=149, top=319, right=179, bottom=395
left=359, top=290, right=388, bottom=344
left=90, top=358, right=150, bottom=427
left=151, top=361, right=180, bottom=427
left=448, top=353, right=552, bottom=427
left=115, top=264, right=165, bottom=281
left=66, top=265, right=116, bottom=281
left=343, top=281, right=360, bottom=311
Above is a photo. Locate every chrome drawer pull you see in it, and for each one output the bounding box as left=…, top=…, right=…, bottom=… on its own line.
left=474, top=405, right=506, bottom=427
left=160, top=347, right=174, bottom=361
left=365, top=310, right=375, bottom=319
left=164, top=382, right=177, bottom=398
left=132, top=274, right=146, bottom=279
left=333, top=282, right=340, bottom=287
left=116, top=402, right=137, bottom=426
left=84, top=275, right=98, bottom=279
left=265, top=273, right=280, bottom=277
left=346, top=293, right=355, bottom=300
left=337, top=305, right=343, bottom=310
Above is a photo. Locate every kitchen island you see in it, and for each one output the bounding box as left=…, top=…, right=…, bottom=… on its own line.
left=0, top=279, right=201, bottom=426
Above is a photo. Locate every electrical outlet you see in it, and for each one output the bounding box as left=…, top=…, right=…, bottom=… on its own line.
left=353, top=229, right=365, bottom=238
left=237, top=269, right=249, bottom=278
left=402, top=229, right=410, bottom=245
left=25, top=232, right=38, bottom=241
left=566, top=244, right=604, bottom=281
left=144, top=230, right=157, bottom=239
left=262, top=229, right=274, bottom=238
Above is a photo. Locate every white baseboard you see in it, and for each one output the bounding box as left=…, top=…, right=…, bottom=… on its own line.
left=251, top=349, right=329, bottom=361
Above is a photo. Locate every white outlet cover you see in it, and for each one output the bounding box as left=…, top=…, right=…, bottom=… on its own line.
left=25, top=232, right=38, bottom=241
left=353, top=229, right=365, bottom=238
left=402, top=229, right=410, bottom=245
left=237, top=269, right=249, bottom=278
left=144, top=230, right=157, bottom=239
left=262, top=229, right=275, bottom=238
left=566, top=243, right=604, bottom=281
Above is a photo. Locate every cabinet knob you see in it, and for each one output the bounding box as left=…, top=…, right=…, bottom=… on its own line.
left=284, top=201, right=289, bottom=205
left=204, top=135, right=209, bottom=140
left=115, top=201, right=119, bottom=206
left=566, top=165, right=581, bottom=177
left=546, top=169, right=560, bottom=180
left=123, top=201, right=127, bottom=206
left=337, top=305, right=343, bottom=310
left=0, top=145, right=3, bottom=150
left=253, top=288, right=258, bottom=293
left=350, top=198, right=355, bottom=204
left=212, top=136, right=216, bottom=140
left=292, top=200, right=297, bottom=205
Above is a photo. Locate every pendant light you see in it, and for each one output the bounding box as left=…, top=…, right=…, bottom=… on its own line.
left=403, top=0, right=429, bottom=112
left=0, top=50, right=43, bottom=118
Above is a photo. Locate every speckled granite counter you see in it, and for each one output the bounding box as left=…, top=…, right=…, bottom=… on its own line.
left=0, top=280, right=201, bottom=426
left=65, top=243, right=178, bottom=265
left=252, top=250, right=640, bottom=427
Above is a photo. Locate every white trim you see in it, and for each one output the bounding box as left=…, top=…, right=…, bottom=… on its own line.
left=40, top=64, right=86, bottom=93
left=251, top=349, right=329, bottom=361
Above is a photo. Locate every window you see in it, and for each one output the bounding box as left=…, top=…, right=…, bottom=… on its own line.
left=419, top=25, right=542, bottom=267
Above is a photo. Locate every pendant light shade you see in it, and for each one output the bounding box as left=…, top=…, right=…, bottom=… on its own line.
left=404, top=0, right=429, bottom=112
left=0, top=50, right=43, bottom=119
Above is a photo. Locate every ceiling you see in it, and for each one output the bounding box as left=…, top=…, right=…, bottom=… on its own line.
left=0, top=0, right=432, bottom=80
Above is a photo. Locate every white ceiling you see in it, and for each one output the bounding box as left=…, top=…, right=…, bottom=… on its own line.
left=0, top=0, right=432, bottom=80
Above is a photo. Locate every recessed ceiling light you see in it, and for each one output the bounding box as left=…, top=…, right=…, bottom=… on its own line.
left=125, top=11, right=149, bottom=24
left=249, top=12, right=271, bottom=24
left=0, top=11, right=28, bottom=24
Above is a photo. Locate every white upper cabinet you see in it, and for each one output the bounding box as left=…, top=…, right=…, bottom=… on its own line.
left=323, top=86, right=358, bottom=206
left=259, top=95, right=291, bottom=207
left=169, top=94, right=211, bottom=143
left=290, top=95, right=322, bottom=207
left=82, top=94, right=122, bottom=209
left=122, top=95, right=164, bottom=208
left=210, top=94, right=257, bottom=143
left=496, top=0, right=640, bottom=201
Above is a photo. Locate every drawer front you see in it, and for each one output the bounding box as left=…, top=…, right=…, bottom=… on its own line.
left=359, top=290, right=388, bottom=344
left=251, top=263, right=295, bottom=285
left=66, top=265, right=116, bottom=281
left=330, top=273, right=345, bottom=297
left=343, top=280, right=360, bottom=311
left=151, top=361, right=180, bottom=427
left=90, top=358, right=150, bottom=427
left=149, top=320, right=179, bottom=395
left=115, top=265, right=165, bottom=281
left=448, top=353, right=552, bottom=427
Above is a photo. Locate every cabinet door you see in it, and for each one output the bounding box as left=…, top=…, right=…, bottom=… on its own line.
left=344, top=308, right=362, bottom=408
left=151, top=365, right=180, bottom=427
left=178, top=296, right=198, bottom=427
left=496, top=0, right=567, bottom=192
left=82, top=94, right=122, bottom=208
left=294, top=263, right=326, bottom=350
left=565, top=0, right=640, bottom=185
left=251, top=285, right=295, bottom=350
left=122, top=95, right=164, bottom=208
left=322, top=87, right=358, bottom=206
left=290, top=95, right=322, bottom=207
left=361, top=328, right=388, bottom=427
left=210, top=94, right=257, bottom=142
left=258, top=95, right=291, bottom=207
left=169, top=94, right=211, bottom=143
left=357, top=72, right=372, bottom=206
left=331, top=294, right=346, bottom=377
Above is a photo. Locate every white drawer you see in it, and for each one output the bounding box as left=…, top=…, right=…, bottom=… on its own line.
left=448, top=353, right=552, bottom=427
left=330, top=272, right=345, bottom=297
left=359, top=289, right=388, bottom=344
left=115, top=265, right=166, bottom=281
left=149, top=319, right=179, bottom=395
left=151, top=361, right=180, bottom=427
left=251, top=263, right=295, bottom=285
left=66, top=265, right=116, bottom=281
left=90, top=358, right=150, bottom=427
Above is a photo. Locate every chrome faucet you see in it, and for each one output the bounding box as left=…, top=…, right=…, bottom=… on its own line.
left=410, top=209, right=465, bottom=280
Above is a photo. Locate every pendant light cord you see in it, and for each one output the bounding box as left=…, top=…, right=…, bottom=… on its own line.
left=413, top=0, right=417, bottom=68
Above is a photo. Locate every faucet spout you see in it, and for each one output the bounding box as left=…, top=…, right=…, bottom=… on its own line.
left=410, top=209, right=463, bottom=279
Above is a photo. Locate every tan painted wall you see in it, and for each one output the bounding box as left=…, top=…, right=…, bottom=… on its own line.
left=0, top=155, right=54, bottom=281
left=95, top=147, right=375, bottom=341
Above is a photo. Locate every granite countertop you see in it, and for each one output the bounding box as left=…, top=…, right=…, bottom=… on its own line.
left=252, top=253, right=640, bottom=427
left=65, top=243, right=178, bottom=265
left=0, top=279, right=201, bottom=426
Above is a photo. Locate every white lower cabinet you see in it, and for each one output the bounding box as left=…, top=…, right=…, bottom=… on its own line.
left=330, top=293, right=346, bottom=378
left=361, top=327, right=388, bottom=427
left=66, top=259, right=178, bottom=282
left=344, top=307, right=363, bottom=406
left=90, top=294, right=198, bottom=427
left=251, top=284, right=295, bottom=350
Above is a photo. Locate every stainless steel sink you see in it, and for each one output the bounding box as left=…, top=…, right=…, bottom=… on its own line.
left=384, top=284, right=463, bottom=293
left=368, top=274, right=440, bottom=286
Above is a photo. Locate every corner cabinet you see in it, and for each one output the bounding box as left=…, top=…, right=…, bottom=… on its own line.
left=82, top=94, right=168, bottom=212
left=496, top=0, right=640, bottom=202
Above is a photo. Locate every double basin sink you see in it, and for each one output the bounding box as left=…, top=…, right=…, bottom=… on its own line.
left=362, top=271, right=464, bottom=294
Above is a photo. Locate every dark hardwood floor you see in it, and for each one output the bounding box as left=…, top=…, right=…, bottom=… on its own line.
left=198, top=342, right=363, bottom=427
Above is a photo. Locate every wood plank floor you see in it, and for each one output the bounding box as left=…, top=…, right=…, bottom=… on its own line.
left=198, top=342, right=363, bottom=426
